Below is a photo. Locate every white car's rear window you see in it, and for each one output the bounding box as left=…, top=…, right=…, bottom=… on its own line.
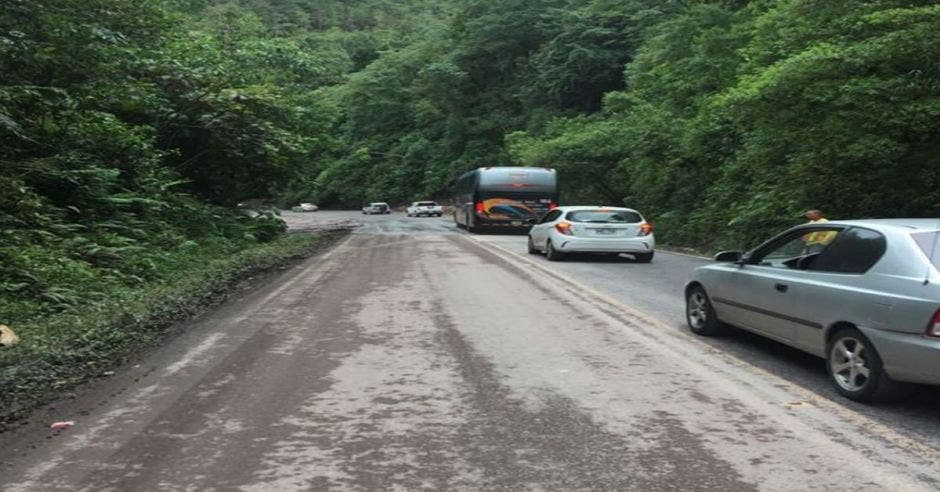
left=913, top=231, right=940, bottom=269
left=566, top=210, right=642, bottom=224
left=417, top=202, right=437, bottom=206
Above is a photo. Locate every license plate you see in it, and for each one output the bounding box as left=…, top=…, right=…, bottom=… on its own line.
left=596, top=229, right=616, bottom=235
left=511, top=221, right=522, bottom=226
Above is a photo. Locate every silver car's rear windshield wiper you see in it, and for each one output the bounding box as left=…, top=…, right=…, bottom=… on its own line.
left=583, top=220, right=610, bottom=223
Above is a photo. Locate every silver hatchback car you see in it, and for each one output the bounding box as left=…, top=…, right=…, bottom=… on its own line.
left=685, top=219, right=940, bottom=402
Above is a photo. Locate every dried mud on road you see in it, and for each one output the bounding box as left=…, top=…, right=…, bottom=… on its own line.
left=2, top=214, right=939, bottom=491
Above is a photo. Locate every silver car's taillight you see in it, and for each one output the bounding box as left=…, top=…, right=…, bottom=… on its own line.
left=927, top=309, right=940, bottom=338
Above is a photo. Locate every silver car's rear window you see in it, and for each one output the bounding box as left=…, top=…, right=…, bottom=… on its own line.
left=566, top=210, right=642, bottom=223
left=913, top=231, right=940, bottom=269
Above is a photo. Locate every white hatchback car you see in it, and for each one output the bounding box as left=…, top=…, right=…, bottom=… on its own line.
left=528, top=206, right=655, bottom=262
left=291, top=202, right=318, bottom=212
left=362, top=202, right=391, bottom=215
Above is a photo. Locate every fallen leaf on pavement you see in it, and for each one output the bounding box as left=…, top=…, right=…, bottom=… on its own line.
left=50, top=421, right=75, bottom=431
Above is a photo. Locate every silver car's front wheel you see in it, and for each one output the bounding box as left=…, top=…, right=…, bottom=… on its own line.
left=687, top=292, right=708, bottom=330
left=685, top=285, right=725, bottom=336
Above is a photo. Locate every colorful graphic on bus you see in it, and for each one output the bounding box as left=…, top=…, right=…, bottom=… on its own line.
left=478, top=197, right=555, bottom=222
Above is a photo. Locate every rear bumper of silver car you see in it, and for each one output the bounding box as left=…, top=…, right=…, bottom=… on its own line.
left=862, top=327, right=940, bottom=385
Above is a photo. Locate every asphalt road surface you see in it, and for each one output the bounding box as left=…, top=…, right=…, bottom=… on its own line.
left=2, top=211, right=939, bottom=491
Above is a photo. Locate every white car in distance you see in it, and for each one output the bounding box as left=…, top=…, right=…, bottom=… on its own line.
left=362, top=202, right=391, bottom=214
left=528, top=206, right=655, bottom=262
left=407, top=201, right=444, bottom=217
left=291, top=202, right=318, bottom=212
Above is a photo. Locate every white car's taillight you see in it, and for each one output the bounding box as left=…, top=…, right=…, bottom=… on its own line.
left=555, top=221, right=574, bottom=236
left=638, top=223, right=653, bottom=237
left=927, top=309, right=940, bottom=338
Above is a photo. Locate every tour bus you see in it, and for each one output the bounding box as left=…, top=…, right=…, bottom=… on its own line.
left=453, top=167, right=558, bottom=233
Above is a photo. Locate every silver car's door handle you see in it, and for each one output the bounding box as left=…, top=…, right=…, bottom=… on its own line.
left=774, top=283, right=789, bottom=293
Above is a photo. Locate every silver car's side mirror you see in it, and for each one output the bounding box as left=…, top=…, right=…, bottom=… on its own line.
left=714, top=250, right=744, bottom=263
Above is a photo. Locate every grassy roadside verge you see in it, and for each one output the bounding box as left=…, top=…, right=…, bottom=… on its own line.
left=0, top=230, right=348, bottom=430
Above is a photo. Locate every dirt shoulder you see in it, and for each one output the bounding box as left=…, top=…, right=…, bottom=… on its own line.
left=0, top=229, right=352, bottom=431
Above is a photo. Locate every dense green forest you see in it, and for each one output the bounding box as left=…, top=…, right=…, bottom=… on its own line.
left=310, top=0, right=939, bottom=249
left=2, top=0, right=938, bottom=324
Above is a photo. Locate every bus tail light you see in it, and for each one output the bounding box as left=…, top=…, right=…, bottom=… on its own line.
left=475, top=202, right=485, bottom=214
left=638, top=223, right=654, bottom=236
left=555, top=222, right=574, bottom=236
left=926, top=309, right=940, bottom=338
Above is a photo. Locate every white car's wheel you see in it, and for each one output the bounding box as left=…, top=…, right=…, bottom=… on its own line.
left=634, top=251, right=654, bottom=263
left=545, top=240, right=564, bottom=261
left=527, top=236, right=538, bottom=254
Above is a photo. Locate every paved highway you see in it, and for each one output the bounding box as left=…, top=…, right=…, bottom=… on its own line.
left=2, top=211, right=939, bottom=490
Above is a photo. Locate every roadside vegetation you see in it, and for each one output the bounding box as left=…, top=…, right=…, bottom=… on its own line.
left=0, top=0, right=427, bottom=424
left=1, top=0, right=937, bottom=421
left=0, top=232, right=345, bottom=428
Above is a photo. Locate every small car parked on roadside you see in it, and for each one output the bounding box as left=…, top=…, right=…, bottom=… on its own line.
left=685, top=219, right=940, bottom=402
left=527, top=206, right=655, bottom=262
left=407, top=201, right=443, bottom=217
left=362, top=202, right=391, bottom=215
left=291, top=202, right=318, bottom=212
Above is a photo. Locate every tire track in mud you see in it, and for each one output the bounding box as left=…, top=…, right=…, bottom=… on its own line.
left=431, top=297, right=754, bottom=491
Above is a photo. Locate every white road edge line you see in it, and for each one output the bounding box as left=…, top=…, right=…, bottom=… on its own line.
left=658, top=247, right=710, bottom=260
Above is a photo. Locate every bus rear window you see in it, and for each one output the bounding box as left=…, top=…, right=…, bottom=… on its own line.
left=566, top=210, right=642, bottom=224
left=913, top=231, right=940, bottom=269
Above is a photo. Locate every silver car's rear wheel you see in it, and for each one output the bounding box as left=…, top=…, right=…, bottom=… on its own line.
left=826, top=327, right=910, bottom=402
left=829, top=336, right=870, bottom=392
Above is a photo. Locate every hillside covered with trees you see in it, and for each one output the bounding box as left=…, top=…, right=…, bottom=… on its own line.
left=3, top=0, right=939, bottom=313
left=1, top=0, right=452, bottom=318
left=313, top=0, right=939, bottom=249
